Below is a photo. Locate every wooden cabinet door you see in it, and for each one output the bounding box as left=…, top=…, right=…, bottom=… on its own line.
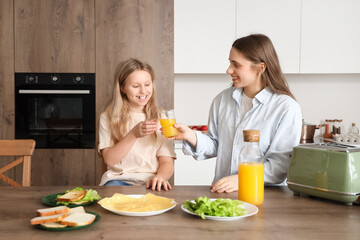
left=14, top=0, right=95, bottom=72
left=0, top=0, right=16, bottom=186
left=32, top=149, right=96, bottom=186
left=0, top=0, right=14, bottom=139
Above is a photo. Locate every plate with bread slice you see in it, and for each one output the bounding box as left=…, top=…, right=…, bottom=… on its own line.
left=42, top=187, right=101, bottom=207
left=30, top=206, right=100, bottom=231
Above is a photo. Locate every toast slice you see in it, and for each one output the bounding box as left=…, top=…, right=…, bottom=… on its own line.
left=57, top=190, right=87, bottom=203
left=30, top=213, right=67, bottom=225
left=37, top=206, right=70, bottom=217
left=40, top=222, right=67, bottom=228
left=60, top=212, right=96, bottom=227
left=68, top=206, right=86, bottom=215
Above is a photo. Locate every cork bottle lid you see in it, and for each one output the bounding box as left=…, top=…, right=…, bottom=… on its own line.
left=243, top=129, right=260, bottom=142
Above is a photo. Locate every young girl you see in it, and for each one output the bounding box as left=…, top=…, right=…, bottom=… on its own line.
left=174, top=34, right=302, bottom=193
left=98, top=58, right=176, bottom=191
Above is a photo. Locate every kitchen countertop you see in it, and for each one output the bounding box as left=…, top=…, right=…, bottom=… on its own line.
left=0, top=185, right=359, bottom=239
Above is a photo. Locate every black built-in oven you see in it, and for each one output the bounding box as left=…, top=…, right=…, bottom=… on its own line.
left=15, top=73, right=95, bottom=148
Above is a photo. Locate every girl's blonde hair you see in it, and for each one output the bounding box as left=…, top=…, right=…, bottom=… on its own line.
left=104, top=58, right=160, bottom=144
left=232, top=34, right=296, bottom=100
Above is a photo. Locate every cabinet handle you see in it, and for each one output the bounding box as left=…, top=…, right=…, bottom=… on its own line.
left=18, top=90, right=90, bottom=94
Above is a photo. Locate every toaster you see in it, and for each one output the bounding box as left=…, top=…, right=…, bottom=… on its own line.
left=287, top=142, right=360, bottom=205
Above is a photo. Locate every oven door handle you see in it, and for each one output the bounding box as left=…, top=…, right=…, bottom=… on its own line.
left=18, top=89, right=90, bottom=94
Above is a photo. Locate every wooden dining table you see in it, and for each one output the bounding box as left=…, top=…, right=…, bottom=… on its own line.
left=0, top=185, right=359, bottom=240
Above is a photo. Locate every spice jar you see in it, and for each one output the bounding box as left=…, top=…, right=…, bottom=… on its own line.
left=348, top=123, right=359, bottom=135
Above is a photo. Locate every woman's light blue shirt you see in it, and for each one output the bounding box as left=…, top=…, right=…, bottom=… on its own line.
left=183, top=86, right=302, bottom=184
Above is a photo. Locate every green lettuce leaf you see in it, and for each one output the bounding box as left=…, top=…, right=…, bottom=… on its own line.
left=81, top=189, right=102, bottom=202
left=183, top=196, right=247, bottom=219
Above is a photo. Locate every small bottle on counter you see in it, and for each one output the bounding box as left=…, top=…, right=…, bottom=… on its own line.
left=333, top=119, right=342, bottom=135
left=348, top=123, right=360, bottom=135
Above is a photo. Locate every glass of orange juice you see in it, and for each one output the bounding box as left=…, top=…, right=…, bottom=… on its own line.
left=160, top=110, right=177, bottom=138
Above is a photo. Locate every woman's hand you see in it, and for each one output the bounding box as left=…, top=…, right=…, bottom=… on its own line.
left=146, top=176, right=172, bottom=191
left=132, top=120, right=158, bottom=138
left=167, top=123, right=197, bottom=147
left=210, top=175, right=238, bottom=193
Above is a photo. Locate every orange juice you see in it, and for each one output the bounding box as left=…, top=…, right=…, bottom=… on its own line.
left=160, top=118, right=177, bottom=138
left=238, top=162, right=264, bottom=205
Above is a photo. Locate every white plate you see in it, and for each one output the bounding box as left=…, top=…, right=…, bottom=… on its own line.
left=181, top=198, right=258, bottom=221
left=99, top=194, right=177, bottom=217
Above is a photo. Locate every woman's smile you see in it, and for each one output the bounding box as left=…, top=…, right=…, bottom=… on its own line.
left=231, top=75, right=239, bottom=82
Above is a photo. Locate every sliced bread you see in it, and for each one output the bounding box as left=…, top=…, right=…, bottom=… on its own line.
left=60, top=212, right=95, bottom=227
left=30, top=213, right=67, bottom=225
left=37, top=206, right=70, bottom=217
left=41, top=222, right=67, bottom=228
left=68, top=206, right=86, bottom=215
left=57, top=190, right=87, bottom=202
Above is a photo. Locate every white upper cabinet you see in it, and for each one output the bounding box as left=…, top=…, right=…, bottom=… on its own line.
left=174, top=0, right=236, bottom=73
left=236, top=0, right=301, bottom=74
left=300, top=0, right=360, bottom=73
left=175, top=0, right=360, bottom=74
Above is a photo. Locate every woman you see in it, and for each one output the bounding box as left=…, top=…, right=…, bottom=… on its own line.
left=174, top=34, right=302, bottom=193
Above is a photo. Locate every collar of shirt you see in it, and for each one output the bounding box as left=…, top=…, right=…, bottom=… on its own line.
left=232, top=86, right=273, bottom=106
left=232, top=87, right=274, bottom=126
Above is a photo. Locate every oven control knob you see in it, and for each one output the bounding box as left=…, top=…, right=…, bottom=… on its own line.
left=51, top=76, right=59, bottom=82
left=26, top=75, right=38, bottom=84
left=75, top=76, right=82, bottom=82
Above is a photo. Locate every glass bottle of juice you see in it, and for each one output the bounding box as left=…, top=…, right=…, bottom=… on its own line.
left=238, top=129, right=264, bottom=205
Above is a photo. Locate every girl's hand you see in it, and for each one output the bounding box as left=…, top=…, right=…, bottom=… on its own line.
left=132, top=120, right=158, bottom=138
left=146, top=176, right=172, bottom=191
left=210, top=175, right=238, bottom=193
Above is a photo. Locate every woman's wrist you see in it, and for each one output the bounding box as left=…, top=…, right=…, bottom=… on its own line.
left=186, top=130, right=197, bottom=147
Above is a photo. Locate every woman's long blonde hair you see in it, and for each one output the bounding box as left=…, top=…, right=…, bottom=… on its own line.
left=232, top=34, right=296, bottom=100
left=104, top=58, right=160, bottom=144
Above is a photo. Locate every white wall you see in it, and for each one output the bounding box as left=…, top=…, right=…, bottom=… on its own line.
left=287, top=74, right=360, bottom=133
